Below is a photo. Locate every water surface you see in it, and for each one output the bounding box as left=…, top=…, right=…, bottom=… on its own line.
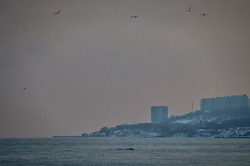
left=0, top=137, right=249, bottom=166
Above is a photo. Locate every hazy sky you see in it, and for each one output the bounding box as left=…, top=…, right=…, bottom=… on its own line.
left=1, top=0, right=250, bottom=137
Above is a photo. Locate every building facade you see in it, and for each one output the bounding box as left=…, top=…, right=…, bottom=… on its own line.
left=151, top=106, right=168, bottom=123
left=200, top=94, right=249, bottom=111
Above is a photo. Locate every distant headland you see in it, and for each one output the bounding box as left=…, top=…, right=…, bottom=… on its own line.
left=55, top=94, right=250, bottom=138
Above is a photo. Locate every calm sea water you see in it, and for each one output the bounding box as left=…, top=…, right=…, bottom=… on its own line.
left=0, top=137, right=250, bottom=166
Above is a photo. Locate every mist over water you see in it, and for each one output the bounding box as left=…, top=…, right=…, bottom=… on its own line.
left=0, top=137, right=250, bottom=166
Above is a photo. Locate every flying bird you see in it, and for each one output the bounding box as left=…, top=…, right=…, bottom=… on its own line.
left=54, top=10, right=61, bottom=15
left=130, top=16, right=138, bottom=18
left=186, top=7, right=192, bottom=12
left=200, top=13, right=207, bottom=16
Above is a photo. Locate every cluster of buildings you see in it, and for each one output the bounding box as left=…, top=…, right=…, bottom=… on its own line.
left=200, top=94, right=250, bottom=111
left=151, top=94, right=250, bottom=123
left=83, top=94, right=250, bottom=138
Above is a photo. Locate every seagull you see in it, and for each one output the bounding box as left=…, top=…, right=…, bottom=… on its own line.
left=186, top=7, right=192, bottom=12
left=200, top=13, right=207, bottom=16
left=130, top=16, right=138, bottom=18
left=54, top=10, right=61, bottom=15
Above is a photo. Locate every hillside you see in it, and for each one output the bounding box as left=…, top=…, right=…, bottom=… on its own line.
left=82, top=108, right=250, bottom=138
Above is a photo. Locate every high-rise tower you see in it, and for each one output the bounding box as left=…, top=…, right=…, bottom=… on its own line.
left=151, top=106, right=168, bottom=123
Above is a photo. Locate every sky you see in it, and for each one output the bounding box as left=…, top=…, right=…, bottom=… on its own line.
left=1, top=0, right=250, bottom=137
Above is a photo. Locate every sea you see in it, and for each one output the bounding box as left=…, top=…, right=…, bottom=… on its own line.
left=0, top=137, right=250, bottom=166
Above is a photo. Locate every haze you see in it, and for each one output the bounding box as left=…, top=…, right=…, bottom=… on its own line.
left=1, top=0, right=250, bottom=137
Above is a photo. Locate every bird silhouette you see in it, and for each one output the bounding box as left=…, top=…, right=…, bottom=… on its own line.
left=54, top=10, right=61, bottom=15
left=186, top=7, right=192, bottom=12
left=130, top=16, right=138, bottom=18
left=200, top=13, right=207, bottom=16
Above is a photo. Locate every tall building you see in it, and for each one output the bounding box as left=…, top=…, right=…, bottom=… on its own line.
left=151, top=106, right=168, bottom=123
left=200, top=94, right=249, bottom=111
